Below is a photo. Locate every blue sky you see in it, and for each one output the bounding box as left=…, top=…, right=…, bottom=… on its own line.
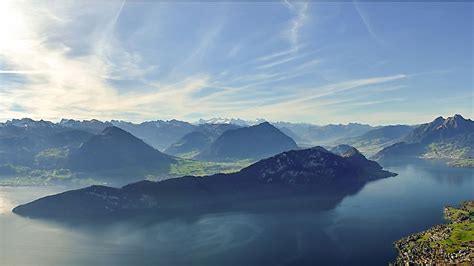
left=0, top=1, right=472, bottom=125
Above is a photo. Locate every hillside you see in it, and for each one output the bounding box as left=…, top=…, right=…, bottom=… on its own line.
left=165, top=123, right=240, bottom=157
left=273, top=122, right=375, bottom=146
left=0, top=119, right=92, bottom=167
left=332, top=125, right=414, bottom=156
left=197, top=122, right=298, bottom=161
left=373, top=115, right=474, bottom=167
left=67, top=126, right=176, bottom=171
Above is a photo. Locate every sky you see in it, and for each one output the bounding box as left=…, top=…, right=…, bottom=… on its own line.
left=0, top=1, right=472, bottom=125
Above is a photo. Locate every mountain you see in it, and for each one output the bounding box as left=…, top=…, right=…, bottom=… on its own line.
left=0, top=119, right=92, bottom=167
left=403, top=114, right=472, bottom=144
left=273, top=122, right=375, bottom=146
left=164, top=123, right=240, bottom=157
left=197, top=117, right=266, bottom=126
left=13, top=146, right=396, bottom=220
left=197, top=120, right=376, bottom=146
left=110, top=120, right=196, bottom=150
left=197, top=122, right=298, bottom=161
left=67, top=126, right=176, bottom=171
left=59, top=119, right=112, bottom=133
left=373, top=115, right=473, bottom=167
left=276, top=126, right=305, bottom=144
left=4, top=118, right=376, bottom=153
left=60, top=119, right=196, bottom=150
left=332, top=125, right=414, bottom=156
left=165, top=131, right=212, bottom=157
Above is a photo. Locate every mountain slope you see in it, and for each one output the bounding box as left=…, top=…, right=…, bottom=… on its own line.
left=0, top=119, right=92, bottom=167
left=197, top=122, right=298, bottom=161
left=111, top=120, right=196, bottom=150
left=403, top=114, right=472, bottom=144
left=373, top=115, right=473, bottom=167
left=165, top=131, right=212, bottom=157
left=164, top=123, right=240, bottom=157
left=13, top=146, right=396, bottom=219
left=67, top=126, right=176, bottom=171
left=332, top=125, right=414, bottom=156
left=273, top=122, right=375, bottom=146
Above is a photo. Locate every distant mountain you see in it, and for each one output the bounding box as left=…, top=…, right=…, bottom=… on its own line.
left=60, top=119, right=196, bottom=150
left=5, top=118, right=62, bottom=130
left=197, top=122, right=298, bottom=161
left=332, top=125, right=414, bottom=156
left=67, top=126, right=176, bottom=171
left=4, top=118, right=377, bottom=152
left=59, top=119, right=111, bottom=134
left=110, top=120, right=195, bottom=151
left=276, top=126, right=305, bottom=144
left=13, top=146, right=396, bottom=219
left=357, top=125, right=414, bottom=141
left=196, top=120, right=375, bottom=146
left=165, top=123, right=240, bottom=156
left=273, top=122, right=375, bottom=146
left=165, top=131, right=212, bottom=156
left=0, top=119, right=92, bottom=167
left=373, top=115, right=473, bottom=167
left=197, top=117, right=266, bottom=126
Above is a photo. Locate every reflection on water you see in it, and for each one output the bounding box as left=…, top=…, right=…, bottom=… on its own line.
left=0, top=192, right=12, bottom=214
left=0, top=161, right=473, bottom=265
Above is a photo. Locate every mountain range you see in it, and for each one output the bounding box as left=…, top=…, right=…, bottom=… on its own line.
left=60, top=119, right=196, bottom=150
left=0, top=114, right=471, bottom=185
left=13, top=146, right=396, bottom=220
left=272, top=122, right=376, bottom=146
left=0, top=119, right=92, bottom=168
left=372, top=115, right=473, bottom=167
left=197, top=117, right=267, bottom=126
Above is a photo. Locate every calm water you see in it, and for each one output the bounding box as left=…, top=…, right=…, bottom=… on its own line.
left=0, top=161, right=472, bottom=266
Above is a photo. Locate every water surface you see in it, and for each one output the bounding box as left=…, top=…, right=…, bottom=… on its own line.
left=0, top=161, right=472, bottom=265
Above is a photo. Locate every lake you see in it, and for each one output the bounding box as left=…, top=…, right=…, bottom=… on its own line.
left=0, top=160, right=472, bottom=265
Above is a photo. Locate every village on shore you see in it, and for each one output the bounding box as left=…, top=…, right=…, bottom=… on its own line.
left=392, top=201, right=473, bottom=265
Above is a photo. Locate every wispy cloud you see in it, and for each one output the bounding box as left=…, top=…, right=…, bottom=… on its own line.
left=222, top=74, right=408, bottom=121
left=353, top=1, right=385, bottom=46
left=0, top=1, right=464, bottom=125
left=227, top=42, right=242, bottom=58
left=283, top=1, right=309, bottom=50
left=0, top=70, right=43, bottom=74
left=0, top=1, right=206, bottom=122
left=172, top=22, right=224, bottom=76
left=254, top=44, right=305, bottom=63
left=255, top=51, right=313, bottom=70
